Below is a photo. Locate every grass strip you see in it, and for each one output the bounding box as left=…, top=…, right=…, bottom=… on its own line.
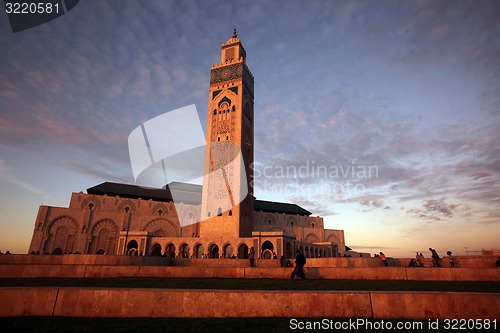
left=0, top=317, right=490, bottom=333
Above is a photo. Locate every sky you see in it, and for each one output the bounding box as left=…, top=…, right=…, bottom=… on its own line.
left=0, top=0, right=499, bottom=257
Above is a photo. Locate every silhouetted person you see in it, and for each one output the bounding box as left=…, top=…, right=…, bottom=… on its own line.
left=379, top=252, right=388, bottom=266
left=447, top=251, right=456, bottom=267
left=429, top=248, right=440, bottom=267
left=249, top=247, right=255, bottom=267
left=290, top=250, right=306, bottom=280
left=408, top=259, right=416, bottom=267
left=280, top=255, right=285, bottom=267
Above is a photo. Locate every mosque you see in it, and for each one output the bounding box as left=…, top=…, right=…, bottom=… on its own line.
left=28, top=29, right=346, bottom=260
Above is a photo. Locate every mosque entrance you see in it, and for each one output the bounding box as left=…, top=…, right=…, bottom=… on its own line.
left=261, top=240, right=274, bottom=259
left=126, top=240, right=138, bottom=255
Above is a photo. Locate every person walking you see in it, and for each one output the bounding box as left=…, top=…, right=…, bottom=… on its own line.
left=447, top=251, right=456, bottom=267
left=429, top=248, right=441, bottom=267
left=379, top=252, right=388, bottom=266
left=249, top=247, right=255, bottom=267
left=290, top=250, right=306, bottom=280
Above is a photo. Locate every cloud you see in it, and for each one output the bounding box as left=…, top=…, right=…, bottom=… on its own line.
left=406, top=198, right=470, bottom=222
left=470, top=171, right=493, bottom=180
left=357, top=195, right=386, bottom=209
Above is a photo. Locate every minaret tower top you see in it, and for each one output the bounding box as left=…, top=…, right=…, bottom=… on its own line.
left=220, top=27, right=247, bottom=64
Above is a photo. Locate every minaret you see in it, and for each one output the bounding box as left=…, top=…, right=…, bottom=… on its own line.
left=200, top=28, right=254, bottom=238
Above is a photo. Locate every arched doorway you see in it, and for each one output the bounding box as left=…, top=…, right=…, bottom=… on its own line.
left=285, top=241, right=292, bottom=258
left=238, top=244, right=248, bottom=259
left=44, top=216, right=78, bottom=254
left=166, top=243, right=176, bottom=258
left=89, top=219, right=118, bottom=255
left=96, top=249, right=105, bottom=255
left=152, top=243, right=162, bottom=256
left=195, top=244, right=204, bottom=258
left=209, top=244, right=219, bottom=258
left=127, top=240, right=138, bottom=255
left=223, top=244, right=234, bottom=258
left=180, top=243, right=190, bottom=258
left=261, top=240, right=274, bottom=259
left=52, top=247, right=63, bottom=255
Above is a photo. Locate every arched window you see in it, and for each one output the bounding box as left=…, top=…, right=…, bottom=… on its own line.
left=213, top=109, right=217, bottom=115
left=158, top=209, right=163, bottom=216
left=232, top=105, right=236, bottom=112
left=124, top=206, right=130, bottom=213
left=228, top=210, right=232, bottom=216
left=217, top=207, right=222, bottom=216
left=88, top=203, right=94, bottom=210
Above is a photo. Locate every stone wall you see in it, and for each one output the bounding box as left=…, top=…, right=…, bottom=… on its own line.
left=1, top=288, right=498, bottom=319
left=3, top=254, right=496, bottom=269
left=0, top=264, right=498, bottom=281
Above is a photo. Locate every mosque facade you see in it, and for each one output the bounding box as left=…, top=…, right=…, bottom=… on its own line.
left=28, top=30, right=345, bottom=259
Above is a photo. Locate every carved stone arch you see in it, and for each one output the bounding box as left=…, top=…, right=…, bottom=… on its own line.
left=326, top=234, right=340, bottom=245
left=261, top=240, right=275, bottom=259
left=305, top=233, right=320, bottom=244
left=143, top=218, right=179, bottom=237
left=194, top=242, right=204, bottom=258
left=117, top=200, right=136, bottom=213
left=81, top=197, right=100, bottom=210
left=44, top=216, right=78, bottom=254
left=237, top=242, right=249, bottom=259
left=217, top=96, right=232, bottom=107
left=222, top=242, right=235, bottom=258
left=89, top=219, right=119, bottom=255
left=208, top=242, right=220, bottom=258
left=151, top=203, right=168, bottom=217
left=179, top=242, right=190, bottom=258
left=165, top=242, right=176, bottom=257
left=46, top=215, right=78, bottom=236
